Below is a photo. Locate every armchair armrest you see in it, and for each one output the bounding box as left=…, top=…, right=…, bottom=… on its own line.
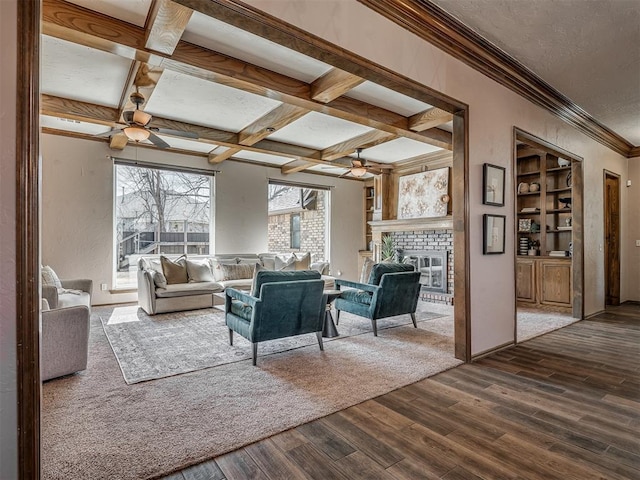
left=61, top=279, right=93, bottom=295
left=42, top=285, right=59, bottom=309
left=335, top=279, right=379, bottom=294
left=225, top=288, right=260, bottom=312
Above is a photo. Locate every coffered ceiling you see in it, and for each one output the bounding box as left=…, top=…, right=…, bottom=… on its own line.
left=40, top=0, right=454, bottom=179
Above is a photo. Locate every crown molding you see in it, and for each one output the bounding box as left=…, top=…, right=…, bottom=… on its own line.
left=358, top=0, right=637, bottom=158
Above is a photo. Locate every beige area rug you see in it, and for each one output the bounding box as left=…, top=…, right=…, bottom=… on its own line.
left=517, top=306, right=579, bottom=341
left=100, top=304, right=448, bottom=384
left=42, top=302, right=461, bottom=480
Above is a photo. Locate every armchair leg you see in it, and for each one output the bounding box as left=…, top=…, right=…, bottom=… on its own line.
left=228, top=328, right=234, bottom=345
left=371, top=319, right=378, bottom=336
left=335, top=310, right=340, bottom=325
left=410, top=313, right=417, bottom=328
left=316, top=331, right=324, bottom=351
left=252, top=343, right=258, bottom=366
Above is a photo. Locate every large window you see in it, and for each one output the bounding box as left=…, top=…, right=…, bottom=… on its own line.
left=115, top=161, right=213, bottom=288
left=267, top=181, right=329, bottom=261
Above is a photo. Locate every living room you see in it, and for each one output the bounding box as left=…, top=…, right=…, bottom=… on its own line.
left=3, top=0, right=639, bottom=479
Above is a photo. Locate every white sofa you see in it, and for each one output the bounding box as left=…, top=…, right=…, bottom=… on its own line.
left=137, top=253, right=335, bottom=315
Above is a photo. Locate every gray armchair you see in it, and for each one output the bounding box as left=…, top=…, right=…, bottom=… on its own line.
left=225, top=270, right=327, bottom=365
left=334, top=263, right=420, bottom=336
left=42, top=304, right=91, bottom=381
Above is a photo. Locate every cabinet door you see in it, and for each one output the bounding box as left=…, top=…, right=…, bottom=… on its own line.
left=540, top=259, right=572, bottom=306
left=516, top=259, right=536, bottom=303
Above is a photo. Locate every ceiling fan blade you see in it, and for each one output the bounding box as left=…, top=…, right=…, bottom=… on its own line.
left=123, top=111, right=134, bottom=124
left=149, top=127, right=198, bottom=139
left=338, top=170, right=352, bottom=178
left=147, top=132, right=170, bottom=149
left=95, top=128, right=122, bottom=138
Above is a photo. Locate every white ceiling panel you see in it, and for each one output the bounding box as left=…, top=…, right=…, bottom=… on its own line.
left=41, top=36, right=132, bottom=108
left=232, top=150, right=291, bottom=166
left=145, top=70, right=282, bottom=132
left=155, top=135, right=216, bottom=153
left=41, top=115, right=111, bottom=136
left=346, top=81, right=433, bottom=116
left=268, top=112, right=375, bottom=150
left=360, top=137, right=443, bottom=163
left=183, top=12, right=332, bottom=83
left=65, top=0, right=152, bottom=27
left=307, top=164, right=350, bottom=176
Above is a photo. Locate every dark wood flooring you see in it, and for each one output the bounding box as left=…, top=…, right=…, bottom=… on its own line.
left=161, top=303, right=640, bottom=480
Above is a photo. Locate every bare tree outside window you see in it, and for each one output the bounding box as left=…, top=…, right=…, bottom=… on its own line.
left=115, top=164, right=212, bottom=288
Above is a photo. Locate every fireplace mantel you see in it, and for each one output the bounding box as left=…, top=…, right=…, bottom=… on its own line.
left=369, top=216, right=453, bottom=234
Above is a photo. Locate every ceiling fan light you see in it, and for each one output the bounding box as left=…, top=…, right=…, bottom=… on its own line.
left=132, top=109, right=152, bottom=126
left=351, top=167, right=367, bottom=177
left=123, top=126, right=150, bottom=142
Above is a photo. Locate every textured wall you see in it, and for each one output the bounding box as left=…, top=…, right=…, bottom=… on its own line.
left=0, top=0, right=18, bottom=475
left=247, top=0, right=631, bottom=354
left=41, top=135, right=363, bottom=305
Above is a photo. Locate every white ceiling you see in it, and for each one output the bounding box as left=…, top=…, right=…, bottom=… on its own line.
left=431, top=0, right=640, bottom=145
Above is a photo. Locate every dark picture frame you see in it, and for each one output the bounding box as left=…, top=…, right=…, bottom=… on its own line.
left=483, top=214, right=506, bottom=254
left=483, top=163, right=506, bottom=206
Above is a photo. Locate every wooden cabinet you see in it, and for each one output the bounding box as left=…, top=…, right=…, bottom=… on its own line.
left=516, top=258, right=536, bottom=303
left=364, top=182, right=374, bottom=250
left=516, top=253, right=572, bottom=309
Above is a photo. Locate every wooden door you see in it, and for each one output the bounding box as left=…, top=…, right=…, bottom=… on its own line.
left=604, top=172, right=620, bottom=305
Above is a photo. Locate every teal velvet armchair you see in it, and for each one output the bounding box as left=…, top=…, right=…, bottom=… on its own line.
left=334, top=263, right=421, bottom=336
left=225, top=270, right=328, bottom=365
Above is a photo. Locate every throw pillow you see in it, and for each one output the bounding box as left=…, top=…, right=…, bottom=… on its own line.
left=186, top=259, right=215, bottom=283
left=209, top=257, right=239, bottom=281
left=275, top=254, right=296, bottom=271
left=153, top=271, right=168, bottom=289
left=310, top=261, right=330, bottom=275
left=250, top=262, right=266, bottom=296
left=161, top=255, right=188, bottom=285
left=360, top=257, right=375, bottom=284
left=219, top=263, right=255, bottom=281
left=293, top=252, right=311, bottom=270
left=42, top=265, right=63, bottom=289
left=258, top=254, right=275, bottom=270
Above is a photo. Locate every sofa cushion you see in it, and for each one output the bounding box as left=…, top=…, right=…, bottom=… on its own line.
left=339, top=289, right=373, bottom=305
left=218, top=278, right=253, bottom=291
left=210, top=257, right=239, bottom=281
left=186, top=259, right=215, bottom=283
left=258, top=254, right=276, bottom=270
left=293, top=252, right=311, bottom=270
left=368, top=263, right=414, bottom=286
left=220, top=263, right=254, bottom=281
left=161, top=255, right=188, bottom=284
left=57, top=291, right=92, bottom=309
left=275, top=254, right=296, bottom=271
left=153, top=270, right=168, bottom=288
left=359, top=257, right=375, bottom=284
left=310, top=261, right=330, bottom=275
left=155, top=281, right=222, bottom=298
left=42, top=265, right=63, bottom=289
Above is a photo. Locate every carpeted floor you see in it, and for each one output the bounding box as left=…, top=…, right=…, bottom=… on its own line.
left=42, top=302, right=461, bottom=480
left=100, top=304, right=447, bottom=384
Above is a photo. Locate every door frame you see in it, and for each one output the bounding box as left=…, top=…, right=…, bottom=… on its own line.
left=18, top=1, right=472, bottom=476
left=603, top=170, right=621, bottom=305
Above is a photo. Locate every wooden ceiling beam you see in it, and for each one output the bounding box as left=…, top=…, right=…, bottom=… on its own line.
left=238, top=104, right=309, bottom=146
left=311, top=68, right=365, bottom=103
left=42, top=0, right=452, bottom=151
left=281, top=160, right=317, bottom=175
left=408, top=107, right=453, bottom=132
left=208, top=147, right=241, bottom=164
left=145, top=0, right=193, bottom=55
left=41, top=95, right=353, bottom=169
left=321, top=130, right=395, bottom=161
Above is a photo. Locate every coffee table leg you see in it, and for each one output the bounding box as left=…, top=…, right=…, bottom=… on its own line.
left=322, top=309, right=339, bottom=338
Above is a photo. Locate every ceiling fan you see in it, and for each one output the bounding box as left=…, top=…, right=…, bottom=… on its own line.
left=96, top=90, right=198, bottom=148
left=336, top=148, right=390, bottom=177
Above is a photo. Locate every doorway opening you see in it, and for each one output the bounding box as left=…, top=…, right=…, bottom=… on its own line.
left=604, top=171, right=621, bottom=305
left=513, top=129, right=584, bottom=343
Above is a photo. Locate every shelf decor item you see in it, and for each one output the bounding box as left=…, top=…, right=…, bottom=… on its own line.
left=518, top=218, right=532, bottom=232
left=483, top=214, right=506, bottom=254
left=483, top=163, right=505, bottom=206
